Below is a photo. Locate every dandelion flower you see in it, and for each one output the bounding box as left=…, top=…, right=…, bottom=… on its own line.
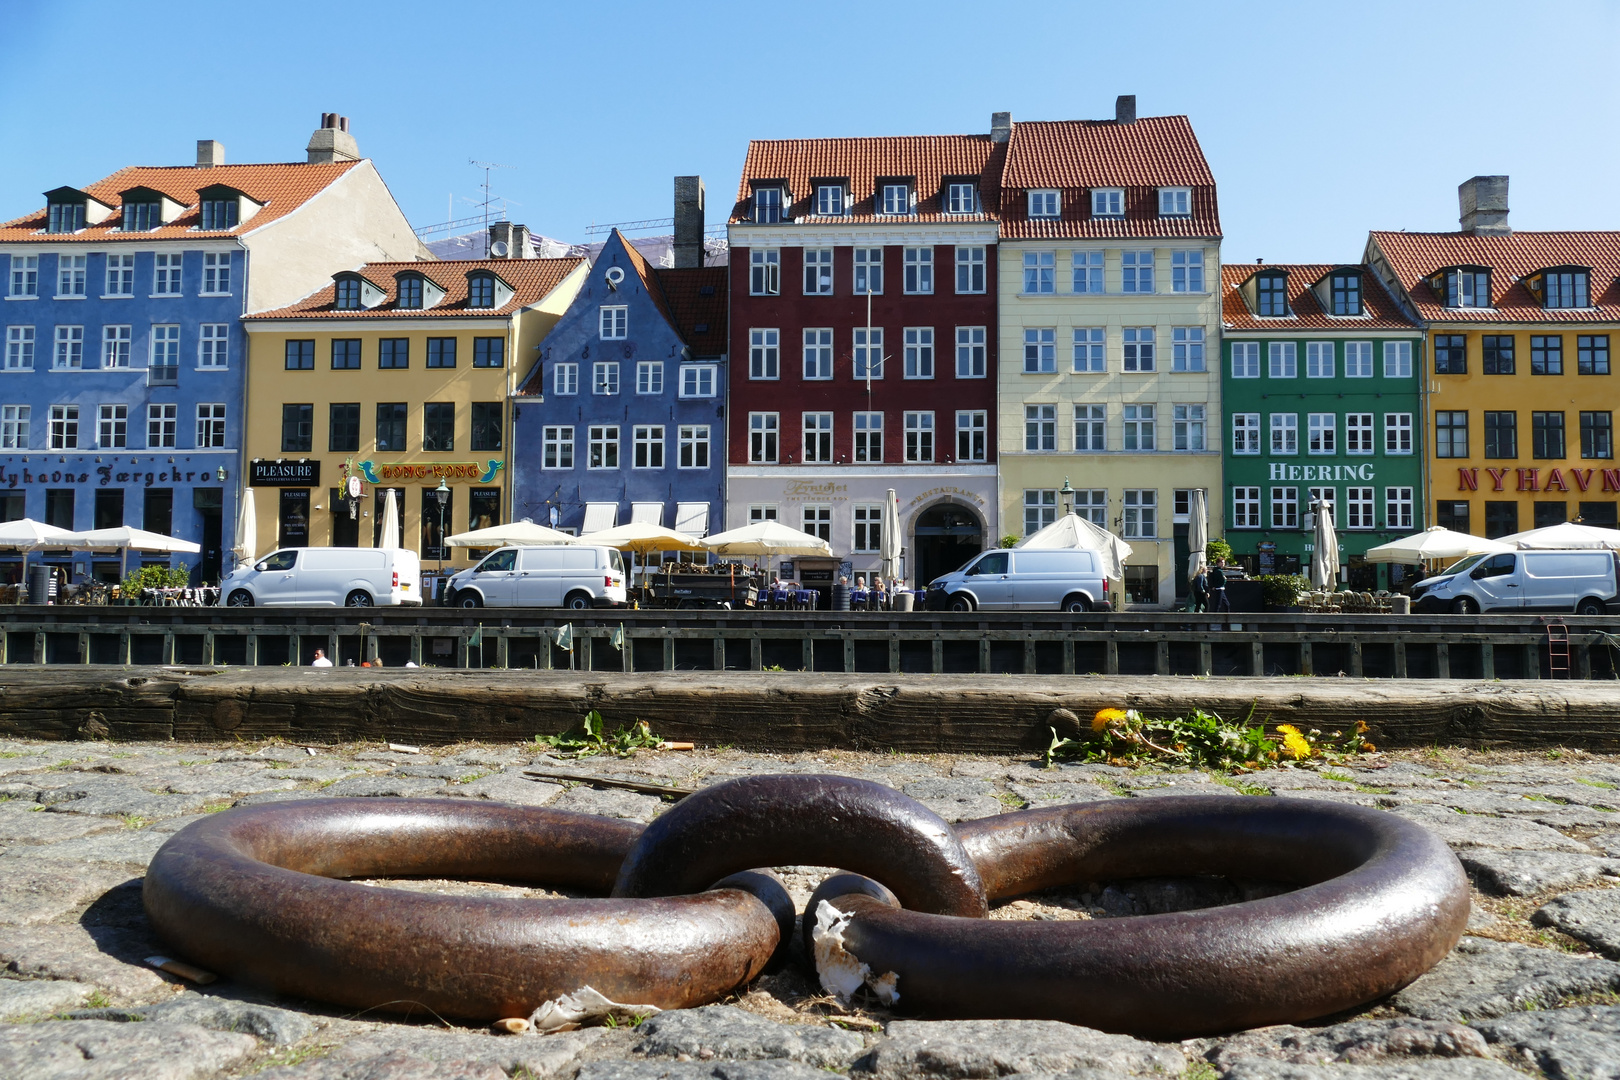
left=1092, top=707, right=1131, bottom=733
left=1277, top=726, right=1313, bottom=760
left=1362, top=742, right=1377, bottom=753
left=1355, top=721, right=1369, bottom=733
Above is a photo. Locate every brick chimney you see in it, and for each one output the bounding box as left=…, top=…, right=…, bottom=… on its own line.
left=306, top=114, right=360, bottom=164
left=487, top=221, right=530, bottom=258
left=1459, top=175, right=1510, bottom=236
left=673, top=176, right=706, bottom=269
left=991, top=112, right=1012, bottom=143
left=1115, top=95, right=1137, bottom=124
left=196, top=140, right=224, bottom=168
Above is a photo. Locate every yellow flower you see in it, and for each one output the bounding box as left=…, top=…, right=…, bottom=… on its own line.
left=1355, top=721, right=1369, bottom=734
left=1362, top=741, right=1377, bottom=753
left=1092, top=707, right=1131, bottom=733
left=1275, top=723, right=1301, bottom=735
left=1279, top=728, right=1313, bottom=760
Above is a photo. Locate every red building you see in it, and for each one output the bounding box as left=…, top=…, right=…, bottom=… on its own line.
left=726, top=123, right=1006, bottom=587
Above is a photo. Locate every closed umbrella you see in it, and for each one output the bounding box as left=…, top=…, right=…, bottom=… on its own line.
left=1364, top=526, right=1511, bottom=564
left=378, top=488, right=401, bottom=551
left=233, top=489, right=257, bottom=568
left=880, top=488, right=901, bottom=585
left=1186, top=488, right=1209, bottom=585
left=446, top=520, right=576, bottom=547
left=702, top=521, right=833, bottom=558
left=1310, top=500, right=1340, bottom=590
left=1016, top=513, right=1132, bottom=580
left=1499, top=521, right=1620, bottom=550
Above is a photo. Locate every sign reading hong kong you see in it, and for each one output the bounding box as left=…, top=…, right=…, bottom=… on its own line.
left=357, top=460, right=504, bottom=485
left=1269, top=463, right=1377, bottom=482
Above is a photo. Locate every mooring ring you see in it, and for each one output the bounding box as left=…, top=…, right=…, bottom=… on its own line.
left=143, top=798, right=789, bottom=1020
left=811, top=796, right=1470, bottom=1039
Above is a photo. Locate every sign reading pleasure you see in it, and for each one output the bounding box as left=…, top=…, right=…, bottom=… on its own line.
left=251, top=459, right=321, bottom=486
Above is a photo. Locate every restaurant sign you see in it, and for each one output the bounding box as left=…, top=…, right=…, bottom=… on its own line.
left=357, top=460, right=504, bottom=484
left=250, top=459, right=321, bottom=487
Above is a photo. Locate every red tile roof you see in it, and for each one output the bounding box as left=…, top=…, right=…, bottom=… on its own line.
left=1221, top=263, right=1419, bottom=332
left=0, top=161, right=363, bottom=242
left=243, top=257, right=584, bottom=320
left=615, top=230, right=680, bottom=332
left=730, top=134, right=1000, bottom=224
left=655, top=266, right=728, bottom=351
left=1369, top=231, right=1620, bottom=324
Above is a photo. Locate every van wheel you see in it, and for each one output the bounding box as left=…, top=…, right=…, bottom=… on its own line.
left=345, top=590, right=373, bottom=608
left=1576, top=597, right=1605, bottom=617
left=564, top=591, right=593, bottom=611
left=1062, top=595, right=1091, bottom=613
left=458, top=592, right=483, bottom=609
left=1451, top=597, right=1477, bottom=615
left=949, top=595, right=974, bottom=612
left=226, top=589, right=254, bottom=608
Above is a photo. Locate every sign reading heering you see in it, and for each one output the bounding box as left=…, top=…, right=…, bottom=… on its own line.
left=251, top=459, right=321, bottom=487
left=1269, top=463, right=1375, bottom=482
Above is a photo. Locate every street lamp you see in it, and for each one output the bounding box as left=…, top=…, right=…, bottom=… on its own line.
left=1059, top=476, right=1075, bottom=517
left=433, top=477, right=450, bottom=602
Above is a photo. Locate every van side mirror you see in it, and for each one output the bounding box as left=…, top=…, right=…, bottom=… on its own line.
left=254, top=562, right=267, bottom=572
left=1470, top=566, right=1488, bottom=580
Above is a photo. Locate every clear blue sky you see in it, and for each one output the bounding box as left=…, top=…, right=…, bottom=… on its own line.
left=3, top=0, right=1617, bottom=264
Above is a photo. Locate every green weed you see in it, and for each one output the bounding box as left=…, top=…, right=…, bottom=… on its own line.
left=538, top=711, right=665, bottom=760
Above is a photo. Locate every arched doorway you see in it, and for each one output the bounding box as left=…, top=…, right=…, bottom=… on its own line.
left=912, top=502, right=983, bottom=587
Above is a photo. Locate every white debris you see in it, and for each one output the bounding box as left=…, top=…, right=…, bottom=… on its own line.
left=528, top=986, right=662, bottom=1034
left=810, top=899, right=899, bottom=1006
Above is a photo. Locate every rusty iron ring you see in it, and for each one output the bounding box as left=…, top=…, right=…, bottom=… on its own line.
left=810, top=795, right=1470, bottom=1039
left=143, top=798, right=790, bottom=1021
left=613, top=774, right=988, bottom=917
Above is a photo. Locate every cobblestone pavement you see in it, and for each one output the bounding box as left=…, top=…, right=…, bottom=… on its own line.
left=4, top=735, right=1620, bottom=1080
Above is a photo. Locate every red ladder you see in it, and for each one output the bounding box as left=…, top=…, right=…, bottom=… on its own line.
left=1545, top=621, right=1571, bottom=680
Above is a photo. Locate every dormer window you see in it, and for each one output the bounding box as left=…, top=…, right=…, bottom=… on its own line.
left=200, top=199, right=239, bottom=230
left=122, top=201, right=161, bottom=231
left=1028, top=190, right=1060, bottom=218
left=47, top=201, right=85, bottom=233
left=42, top=187, right=112, bottom=233
left=1091, top=188, right=1124, bottom=217
left=397, top=275, right=423, bottom=309
left=815, top=184, right=845, bottom=216
left=1330, top=271, right=1362, bottom=316
left=752, top=186, right=783, bottom=224
left=1525, top=266, right=1590, bottom=309
left=1430, top=266, right=1491, bottom=309
left=879, top=183, right=912, bottom=215
left=1158, top=187, right=1191, bottom=217
left=468, top=273, right=496, bottom=308
left=1256, top=272, right=1289, bottom=317
left=945, top=182, right=979, bottom=214
left=116, top=187, right=183, bottom=232
left=335, top=277, right=362, bottom=310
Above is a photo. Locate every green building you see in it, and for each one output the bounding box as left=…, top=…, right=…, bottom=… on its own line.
left=1219, top=263, right=1426, bottom=590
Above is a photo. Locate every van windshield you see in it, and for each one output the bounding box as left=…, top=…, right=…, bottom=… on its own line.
left=1438, top=554, right=1488, bottom=577
left=259, top=551, right=296, bottom=571
left=968, top=552, right=1008, bottom=576
left=478, top=550, right=517, bottom=573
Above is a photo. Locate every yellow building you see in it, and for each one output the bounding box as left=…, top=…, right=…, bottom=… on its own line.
left=1369, top=178, right=1620, bottom=538
left=241, top=254, right=586, bottom=572
left=994, top=103, right=1223, bottom=607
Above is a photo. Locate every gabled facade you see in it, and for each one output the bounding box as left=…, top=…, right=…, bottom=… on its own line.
left=0, top=115, right=426, bottom=584
left=994, top=98, right=1222, bottom=607
left=1220, top=263, right=1425, bottom=588
left=1368, top=177, right=1620, bottom=539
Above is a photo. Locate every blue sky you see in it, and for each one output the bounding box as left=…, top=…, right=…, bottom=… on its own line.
left=3, top=0, right=1617, bottom=263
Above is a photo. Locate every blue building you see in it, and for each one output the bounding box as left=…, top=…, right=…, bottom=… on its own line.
left=512, top=220, right=728, bottom=542
left=0, top=116, right=426, bottom=583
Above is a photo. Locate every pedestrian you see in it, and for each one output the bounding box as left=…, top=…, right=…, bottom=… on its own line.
left=1190, top=566, right=1208, bottom=612
left=311, top=648, right=333, bottom=668
left=1209, top=562, right=1231, bottom=613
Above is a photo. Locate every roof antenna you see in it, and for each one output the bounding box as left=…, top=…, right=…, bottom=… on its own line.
left=468, top=159, right=514, bottom=240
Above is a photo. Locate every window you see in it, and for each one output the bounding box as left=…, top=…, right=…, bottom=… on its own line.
left=853, top=504, right=882, bottom=553
left=467, top=273, right=496, bottom=308
left=1072, top=404, right=1105, bottom=451
left=749, top=413, right=778, bottom=463
left=679, top=363, right=716, bottom=398
left=1434, top=335, right=1467, bottom=374
left=1024, top=489, right=1057, bottom=535
left=426, top=337, right=456, bottom=368
left=1346, top=413, right=1374, bottom=455
left=1542, top=269, right=1589, bottom=309
left=633, top=425, right=665, bottom=469
left=1159, top=188, right=1191, bottom=217
left=1232, top=413, right=1261, bottom=454
left=1531, top=335, right=1563, bottom=375
left=473, top=337, right=504, bottom=368
left=200, top=198, right=238, bottom=230
left=187, top=403, right=225, bottom=449
left=636, top=360, right=664, bottom=394
left=1072, top=250, right=1103, bottom=293
left=1384, top=340, right=1413, bottom=379
left=1256, top=274, right=1287, bottom=316
left=1173, top=404, right=1206, bottom=451
left=801, top=329, right=832, bottom=380
left=802, top=413, right=833, bottom=463
left=378, top=338, right=408, bottom=369
left=1232, top=487, right=1261, bottom=528
left=53, top=324, right=83, bottom=369
left=202, top=252, right=230, bottom=294
left=853, top=327, right=883, bottom=379
left=1532, top=411, right=1565, bottom=459
left=957, top=410, right=986, bottom=461
left=1122, top=327, right=1154, bottom=371
left=1345, top=487, right=1375, bottom=529
left=956, top=326, right=986, bottom=378
left=880, top=183, right=911, bottom=215
left=57, top=254, right=86, bottom=297
left=542, top=426, right=574, bottom=468
left=599, top=306, right=627, bottom=339
left=196, top=323, right=228, bottom=368
left=1023, top=328, right=1055, bottom=373
left=1231, top=341, right=1259, bottom=378
left=1090, top=189, right=1123, bottom=217
left=854, top=411, right=883, bottom=462
left=1483, top=412, right=1517, bottom=459
left=151, top=253, right=181, bottom=296
left=10, top=255, right=38, bottom=297
left=146, top=403, right=176, bottom=448
left=1123, top=490, right=1156, bottom=538
left=1306, top=341, right=1335, bottom=379
left=592, top=361, right=619, bottom=395
left=553, top=362, right=578, bottom=395
left=471, top=402, right=502, bottom=452
left=1029, top=190, right=1060, bottom=218
left=802, top=505, right=831, bottom=542
left=331, top=339, right=362, bottom=369
left=105, top=253, right=133, bottom=296
left=423, top=403, right=456, bottom=452
left=815, top=185, right=844, bottom=216
left=98, top=403, right=127, bottom=448
left=903, top=248, right=933, bottom=294
left=1025, top=404, right=1056, bottom=451
left=1, top=404, right=29, bottom=449
left=1386, top=487, right=1414, bottom=530
left=752, top=186, right=782, bottom=223
left=955, top=246, right=985, bottom=293
left=1270, top=413, right=1298, bottom=454
left=100, top=324, right=130, bottom=368
left=749, top=504, right=778, bottom=523
left=1345, top=341, right=1373, bottom=378
left=1434, top=411, right=1467, bottom=458
left=1268, top=341, right=1297, bottom=378
left=1482, top=335, right=1515, bottom=374
left=946, top=182, right=978, bottom=214
left=1023, top=250, right=1054, bottom=293
left=678, top=425, right=709, bottom=469
left=47, top=202, right=84, bottom=233
left=1437, top=501, right=1470, bottom=534
left=853, top=248, right=883, bottom=294
left=121, top=201, right=158, bottom=231
left=748, top=249, right=780, bottom=296
left=587, top=425, right=619, bottom=469
left=1385, top=413, right=1413, bottom=455
left=149, top=324, right=178, bottom=376
left=1581, top=412, right=1613, bottom=459
left=1270, top=487, right=1299, bottom=529
left=1485, top=501, right=1519, bottom=538
left=1072, top=327, right=1105, bottom=373
left=1121, top=250, right=1154, bottom=293
left=1123, top=403, right=1155, bottom=451
left=1171, top=326, right=1204, bottom=371
left=1330, top=272, right=1362, bottom=315
left=49, top=404, right=79, bottom=448
left=284, top=339, right=314, bottom=370
left=1073, top=489, right=1107, bottom=526
left=904, top=411, right=934, bottom=462
left=803, top=249, right=833, bottom=295
left=750, top=328, right=779, bottom=379
left=903, top=327, right=933, bottom=378
left=392, top=274, right=423, bottom=310
left=1579, top=335, right=1610, bottom=375
left=375, top=403, right=406, bottom=452
left=1439, top=268, right=1490, bottom=308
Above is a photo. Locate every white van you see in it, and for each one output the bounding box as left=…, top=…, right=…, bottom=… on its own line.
left=926, top=548, right=1108, bottom=612
left=1412, top=549, right=1620, bottom=615
left=448, top=545, right=627, bottom=609
left=220, top=547, right=421, bottom=607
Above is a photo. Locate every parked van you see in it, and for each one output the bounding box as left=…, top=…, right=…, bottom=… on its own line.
left=220, top=547, right=421, bottom=607
left=1412, top=549, right=1620, bottom=615
left=447, top=545, right=627, bottom=609
left=926, top=548, right=1108, bottom=612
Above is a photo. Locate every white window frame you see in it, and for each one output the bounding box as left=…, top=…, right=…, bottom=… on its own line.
left=96, top=403, right=126, bottom=448
left=1232, top=413, right=1261, bottom=455
left=1072, top=250, right=1103, bottom=293
left=1122, top=489, right=1156, bottom=538
left=196, top=403, right=226, bottom=449
left=946, top=182, right=979, bottom=214
left=752, top=187, right=782, bottom=224
left=880, top=183, right=912, bottom=216
left=903, top=247, right=933, bottom=294
left=1346, top=413, right=1374, bottom=455
left=1268, top=341, right=1297, bottom=378
left=955, top=326, right=986, bottom=378
left=635, top=360, right=663, bottom=395
left=2, top=404, right=31, bottom=448
left=554, top=362, right=578, bottom=395
left=1122, top=327, right=1155, bottom=372
left=1074, top=488, right=1107, bottom=526
left=852, top=503, right=883, bottom=554
left=956, top=410, right=986, bottom=461
left=903, top=327, right=934, bottom=379
left=632, top=424, right=665, bottom=469
left=1029, top=190, right=1060, bottom=218
left=1386, top=487, right=1415, bottom=530
left=1231, top=341, right=1260, bottom=378
left=1024, top=489, right=1058, bottom=534
left=748, top=412, right=778, bottom=463
left=105, top=252, right=134, bottom=297
left=803, top=248, right=833, bottom=295
left=1074, top=404, right=1105, bottom=451
left=802, top=504, right=832, bottom=541
left=903, top=411, right=934, bottom=463
left=198, top=323, right=228, bottom=368
left=9, top=255, right=38, bottom=297
left=1306, top=341, right=1335, bottom=379
left=542, top=425, right=575, bottom=468
left=1023, top=250, right=1054, bottom=294
left=1171, top=249, right=1203, bottom=292
left=955, top=246, right=986, bottom=294
left=1159, top=188, right=1192, bottom=217
left=853, top=327, right=883, bottom=380
left=57, top=254, right=86, bottom=297
left=1023, top=328, right=1056, bottom=374
left=1232, top=487, right=1261, bottom=528
left=592, top=360, right=620, bottom=395
left=101, top=324, right=131, bottom=368
left=854, top=411, right=883, bottom=463
left=150, top=324, right=179, bottom=369
left=146, top=403, right=176, bottom=449
left=201, top=252, right=231, bottom=295
left=1271, top=413, right=1298, bottom=454
left=49, top=404, right=79, bottom=449
left=1308, top=413, right=1337, bottom=455
left=1072, top=327, right=1105, bottom=373
left=679, top=363, right=716, bottom=398
left=1345, top=340, right=1374, bottom=378
left=1271, top=487, right=1299, bottom=529
left=1173, top=404, right=1206, bottom=451
left=4, top=326, right=34, bottom=370
left=600, top=306, right=628, bottom=339
left=677, top=424, right=710, bottom=469
left=1025, top=403, right=1057, bottom=452
left=1122, top=250, right=1154, bottom=293
left=152, top=253, right=182, bottom=296
left=587, top=424, right=620, bottom=469
left=853, top=248, right=883, bottom=295
left=803, top=328, right=833, bottom=380
left=802, top=412, right=833, bottom=463
left=1384, top=413, right=1413, bottom=455
left=53, top=324, right=83, bottom=369
left=1384, top=340, right=1413, bottom=379
left=748, top=504, right=779, bottom=523
left=1123, top=403, right=1155, bottom=451
left=815, top=185, right=845, bottom=216
left=749, top=249, right=780, bottom=296
left=1091, top=188, right=1124, bottom=217
left=1345, top=486, right=1375, bottom=530
left=749, top=328, right=780, bottom=380
left=1171, top=326, right=1205, bottom=372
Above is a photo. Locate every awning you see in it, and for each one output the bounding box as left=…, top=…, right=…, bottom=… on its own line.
left=582, top=503, right=618, bottom=534
left=675, top=502, right=710, bottom=537
left=630, top=502, right=664, bottom=526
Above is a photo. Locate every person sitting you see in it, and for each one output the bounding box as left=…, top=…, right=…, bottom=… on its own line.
left=311, top=648, right=333, bottom=668
left=854, top=575, right=867, bottom=591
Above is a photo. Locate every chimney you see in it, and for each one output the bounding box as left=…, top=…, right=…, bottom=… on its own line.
left=487, top=221, right=530, bottom=259
left=306, top=113, right=360, bottom=164
left=990, top=111, right=1012, bottom=144
left=196, top=140, right=224, bottom=168
left=1459, top=175, right=1510, bottom=236
left=1115, top=95, right=1137, bottom=124
left=673, top=175, right=706, bottom=269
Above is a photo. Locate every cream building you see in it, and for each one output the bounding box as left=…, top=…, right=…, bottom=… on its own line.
left=994, top=99, right=1223, bottom=607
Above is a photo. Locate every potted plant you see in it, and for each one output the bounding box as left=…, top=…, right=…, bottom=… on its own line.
left=1256, top=573, right=1310, bottom=611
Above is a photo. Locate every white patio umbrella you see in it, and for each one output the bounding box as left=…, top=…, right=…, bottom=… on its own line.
left=880, top=488, right=901, bottom=585
left=233, top=487, right=257, bottom=568
left=1310, top=500, right=1341, bottom=590
left=1499, top=520, right=1620, bottom=550
left=579, top=521, right=707, bottom=585
left=1364, top=526, right=1512, bottom=564
left=1186, top=488, right=1209, bottom=585
left=1016, top=512, right=1132, bottom=580
left=0, top=518, right=76, bottom=583
left=377, top=488, right=401, bottom=551
left=445, top=520, right=577, bottom=547
left=59, top=525, right=202, bottom=580
left=702, top=521, right=833, bottom=558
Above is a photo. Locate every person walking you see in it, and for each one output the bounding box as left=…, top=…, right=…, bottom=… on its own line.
left=1190, top=566, right=1209, bottom=612
left=1208, top=562, right=1231, bottom=613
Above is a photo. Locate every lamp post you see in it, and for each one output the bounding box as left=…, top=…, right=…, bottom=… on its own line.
left=433, top=477, right=449, bottom=604
left=1059, top=477, right=1074, bottom=518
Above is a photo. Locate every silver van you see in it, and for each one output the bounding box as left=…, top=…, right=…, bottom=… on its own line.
left=1412, top=549, right=1620, bottom=615
left=220, top=547, right=422, bottom=607
left=448, top=545, right=627, bottom=609
left=927, top=548, right=1108, bottom=612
